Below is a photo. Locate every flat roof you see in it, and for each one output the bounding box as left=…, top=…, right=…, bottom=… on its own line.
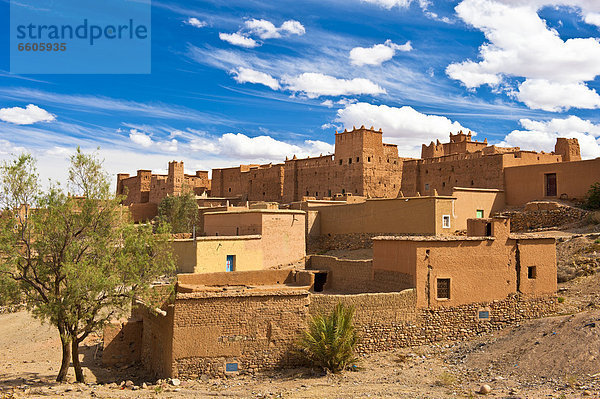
left=172, top=235, right=262, bottom=242
left=373, top=235, right=495, bottom=242
left=204, top=209, right=305, bottom=215
left=452, top=187, right=504, bottom=193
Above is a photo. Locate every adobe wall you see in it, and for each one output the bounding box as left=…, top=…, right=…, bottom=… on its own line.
left=313, top=197, right=454, bottom=236
left=374, top=220, right=557, bottom=309
left=135, top=286, right=557, bottom=378
left=260, top=212, right=306, bottom=268
left=171, top=290, right=310, bottom=378
left=127, top=203, right=158, bottom=223
left=172, top=236, right=263, bottom=274
left=451, top=188, right=506, bottom=230
left=102, top=317, right=143, bottom=366
left=178, top=269, right=296, bottom=287
left=138, top=304, right=175, bottom=379
left=203, top=211, right=306, bottom=269
left=504, top=158, right=600, bottom=205
left=204, top=212, right=263, bottom=236
left=308, top=255, right=414, bottom=293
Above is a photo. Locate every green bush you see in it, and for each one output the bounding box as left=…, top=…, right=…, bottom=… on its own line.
left=298, top=302, right=358, bottom=373
left=557, top=296, right=565, bottom=303
left=585, top=182, right=600, bottom=210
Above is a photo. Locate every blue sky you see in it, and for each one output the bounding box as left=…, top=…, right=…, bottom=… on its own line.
left=1, top=0, right=600, bottom=184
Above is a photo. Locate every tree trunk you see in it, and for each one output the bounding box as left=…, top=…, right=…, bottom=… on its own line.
left=71, top=337, right=85, bottom=383
left=57, top=327, right=71, bottom=382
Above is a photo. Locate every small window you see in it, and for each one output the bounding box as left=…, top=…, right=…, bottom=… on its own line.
left=306, top=191, right=309, bottom=196
left=442, top=215, right=451, bottom=228
left=528, top=266, right=537, bottom=279
left=476, top=209, right=484, bottom=218
left=356, top=157, right=359, bottom=162
left=348, top=158, right=352, bottom=164
left=437, top=278, right=450, bottom=299
left=478, top=310, right=490, bottom=320
left=228, top=187, right=232, bottom=192
left=225, top=362, right=238, bottom=372
left=425, top=183, right=430, bottom=191
left=339, top=160, right=343, bottom=165
left=367, top=156, right=371, bottom=162
left=226, top=255, right=236, bottom=272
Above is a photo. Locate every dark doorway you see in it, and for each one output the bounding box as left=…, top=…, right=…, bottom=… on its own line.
left=485, top=222, right=492, bottom=237
left=545, top=173, right=557, bottom=197
left=313, top=272, right=328, bottom=292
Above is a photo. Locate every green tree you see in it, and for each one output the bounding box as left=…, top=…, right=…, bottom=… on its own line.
left=157, top=190, right=198, bottom=234
left=298, top=302, right=358, bottom=373
left=585, top=182, right=600, bottom=210
left=0, top=148, right=175, bottom=383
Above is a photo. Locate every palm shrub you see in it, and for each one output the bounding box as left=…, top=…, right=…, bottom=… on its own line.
left=298, top=302, right=358, bottom=373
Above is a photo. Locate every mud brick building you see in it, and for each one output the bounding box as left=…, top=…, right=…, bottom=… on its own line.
left=211, top=126, right=409, bottom=202
left=400, top=133, right=581, bottom=197
left=104, top=217, right=557, bottom=378
left=117, top=160, right=210, bottom=206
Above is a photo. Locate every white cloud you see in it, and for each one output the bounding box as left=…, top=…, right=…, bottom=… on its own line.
left=361, top=0, right=412, bottom=9
left=191, top=132, right=333, bottom=160
left=350, top=40, right=412, bottom=66
left=244, top=19, right=306, bottom=39
left=0, top=104, right=55, bottom=125
left=585, top=12, right=600, bottom=27
left=283, top=73, right=386, bottom=98
left=501, top=116, right=600, bottom=159
left=514, top=79, right=600, bottom=112
left=335, top=102, right=470, bottom=156
left=231, top=67, right=281, bottom=90
left=447, top=0, right=600, bottom=111
left=321, top=100, right=334, bottom=108
left=184, top=17, right=207, bottom=28
left=321, top=123, right=341, bottom=130
left=157, top=139, right=178, bottom=153
left=280, top=20, right=306, bottom=36
left=128, top=129, right=153, bottom=148
left=219, top=32, right=259, bottom=48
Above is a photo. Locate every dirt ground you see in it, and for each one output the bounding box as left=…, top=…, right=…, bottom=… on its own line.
left=2, top=274, right=600, bottom=398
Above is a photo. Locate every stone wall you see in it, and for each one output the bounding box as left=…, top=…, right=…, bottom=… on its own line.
left=309, top=292, right=557, bottom=353
left=307, top=233, right=383, bottom=253
left=499, top=203, right=590, bottom=232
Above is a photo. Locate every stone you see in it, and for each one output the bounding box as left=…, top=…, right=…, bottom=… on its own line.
left=479, top=384, right=492, bottom=394
left=142, top=383, right=148, bottom=389
left=125, top=380, right=134, bottom=388
left=171, top=378, right=181, bottom=386
left=583, top=390, right=592, bottom=396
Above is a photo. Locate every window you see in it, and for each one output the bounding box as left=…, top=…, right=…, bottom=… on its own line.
left=228, top=187, right=231, bottom=192
left=528, top=266, right=537, bottom=279
left=226, top=255, right=236, bottom=272
left=367, top=156, right=371, bottom=162
left=348, top=158, right=352, bottom=164
left=476, top=209, right=484, bottom=218
left=437, top=278, right=450, bottom=299
left=545, top=173, right=557, bottom=197
left=339, top=159, right=343, bottom=165
left=356, top=157, right=359, bottom=162
left=442, top=215, right=451, bottom=228
left=425, top=183, right=430, bottom=191
left=478, top=309, right=490, bottom=320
